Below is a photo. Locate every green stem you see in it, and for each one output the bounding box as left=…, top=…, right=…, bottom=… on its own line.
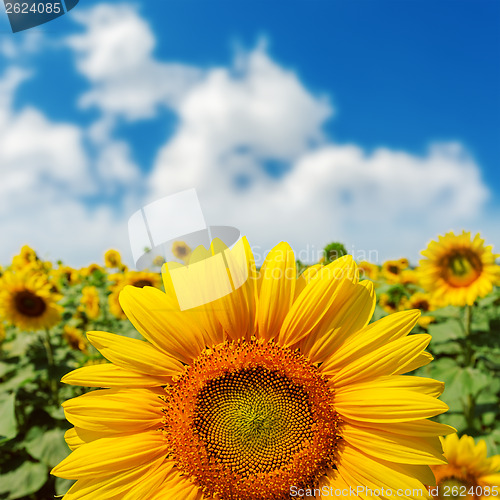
left=43, top=328, right=59, bottom=406
left=463, top=305, right=473, bottom=366
left=465, top=393, right=476, bottom=431
left=464, top=304, right=472, bottom=337
left=463, top=305, right=475, bottom=431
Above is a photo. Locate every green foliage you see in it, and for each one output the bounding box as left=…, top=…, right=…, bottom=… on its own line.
left=0, top=249, right=499, bottom=499
left=323, top=242, right=348, bottom=263
left=0, top=262, right=140, bottom=499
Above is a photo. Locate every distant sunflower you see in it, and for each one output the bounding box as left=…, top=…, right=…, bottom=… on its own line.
left=104, top=249, right=123, bottom=269
left=53, top=240, right=451, bottom=499
left=401, top=269, right=420, bottom=286
left=419, top=231, right=499, bottom=306
left=172, top=240, right=192, bottom=263
left=79, top=286, right=100, bottom=320
left=429, top=434, right=500, bottom=499
left=357, top=261, right=379, bottom=281
left=409, top=292, right=435, bottom=313
left=0, top=271, right=62, bottom=331
left=63, top=325, right=88, bottom=354
left=52, top=265, right=80, bottom=287
left=108, top=271, right=162, bottom=319
left=382, top=258, right=409, bottom=283
left=11, top=245, right=38, bottom=270
left=79, top=264, right=105, bottom=279
left=407, top=293, right=437, bottom=330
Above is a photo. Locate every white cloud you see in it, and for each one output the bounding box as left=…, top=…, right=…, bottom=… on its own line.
left=1, top=2, right=495, bottom=268
left=0, top=68, right=91, bottom=211
left=67, top=3, right=202, bottom=120
left=0, top=67, right=138, bottom=266
left=0, top=31, right=45, bottom=59
left=145, top=42, right=490, bottom=263
left=150, top=45, right=333, bottom=195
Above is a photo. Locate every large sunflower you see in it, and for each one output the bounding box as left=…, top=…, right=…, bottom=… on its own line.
left=429, top=434, right=500, bottom=500
left=0, top=270, right=62, bottom=331
left=419, top=231, right=499, bottom=307
left=53, top=239, right=452, bottom=499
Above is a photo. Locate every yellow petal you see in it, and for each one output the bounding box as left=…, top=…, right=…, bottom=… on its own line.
left=299, top=280, right=376, bottom=363
left=62, top=388, right=164, bottom=433
left=257, top=242, right=296, bottom=341
left=61, top=364, right=168, bottom=388
left=87, top=331, right=184, bottom=379
left=341, top=418, right=456, bottom=438
left=62, top=457, right=171, bottom=500
left=163, top=237, right=256, bottom=344
left=294, top=264, right=322, bottom=300
left=51, top=430, right=167, bottom=480
left=335, top=386, right=448, bottom=423
left=338, top=445, right=433, bottom=498
left=279, top=256, right=359, bottom=347
left=342, top=424, right=446, bottom=465
left=152, top=468, right=204, bottom=500
left=211, top=237, right=257, bottom=341
left=321, top=310, right=420, bottom=376
left=330, top=335, right=431, bottom=386
left=337, top=375, right=445, bottom=397
left=64, top=427, right=108, bottom=451
left=395, top=350, right=433, bottom=374
left=119, top=286, right=205, bottom=364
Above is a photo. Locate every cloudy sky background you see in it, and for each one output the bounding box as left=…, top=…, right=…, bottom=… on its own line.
left=0, top=0, right=499, bottom=267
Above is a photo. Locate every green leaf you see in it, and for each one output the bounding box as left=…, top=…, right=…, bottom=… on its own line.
left=430, top=341, right=461, bottom=355
left=0, top=364, right=38, bottom=392
left=437, top=412, right=467, bottom=434
left=0, top=361, right=17, bottom=379
left=428, top=320, right=463, bottom=343
left=0, top=392, right=17, bottom=443
left=25, top=427, right=70, bottom=467
left=0, top=461, right=47, bottom=499
left=427, top=306, right=460, bottom=320
left=55, top=477, right=75, bottom=496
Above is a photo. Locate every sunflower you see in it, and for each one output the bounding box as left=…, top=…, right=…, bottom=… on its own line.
left=406, top=293, right=437, bottom=329
left=172, top=240, right=192, bottom=263
left=78, top=286, right=100, bottom=320
left=104, top=249, right=123, bottom=269
left=11, top=244, right=38, bottom=270
left=357, top=261, right=379, bottom=281
left=382, top=258, right=409, bottom=284
left=108, top=271, right=162, bottom=319
left=0, top=270, right=62, bottom=331
left=79, top=264, right=105, bottom=279
left=419, top=231, right=500, bottom=307
left=53, top=239, right=452, bottom=499
left=0, top=322, right=5, bottom=342
left=401, top=269, right=420, bottom=286
left=52, top=265, right=80, bottom=287
left=379, top=291, right=409, bottom=314
left=429, top=434, right=500, bottom=500
left=63, top=325, right=89, bottom=354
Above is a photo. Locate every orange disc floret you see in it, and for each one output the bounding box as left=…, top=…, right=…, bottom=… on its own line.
left=162, top=339, right=342, bottom=500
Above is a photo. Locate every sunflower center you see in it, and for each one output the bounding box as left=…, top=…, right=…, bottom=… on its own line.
left=162, top=340, right=342, bottom=500
left=436, top=477, right=476, bottom=500
left=132, top=279, right=153, bottom=288
left=413, top=299, right=430, bottom=311
left=14, top=290, right=46, bottom=317
left=443, top=251, right=482, bottom=287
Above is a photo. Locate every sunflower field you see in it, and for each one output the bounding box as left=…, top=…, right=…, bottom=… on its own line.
left=0, top=232, right=499, bottom=499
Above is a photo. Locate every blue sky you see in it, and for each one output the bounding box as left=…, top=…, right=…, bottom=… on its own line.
left=0, top=0, right=498, bottom=266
